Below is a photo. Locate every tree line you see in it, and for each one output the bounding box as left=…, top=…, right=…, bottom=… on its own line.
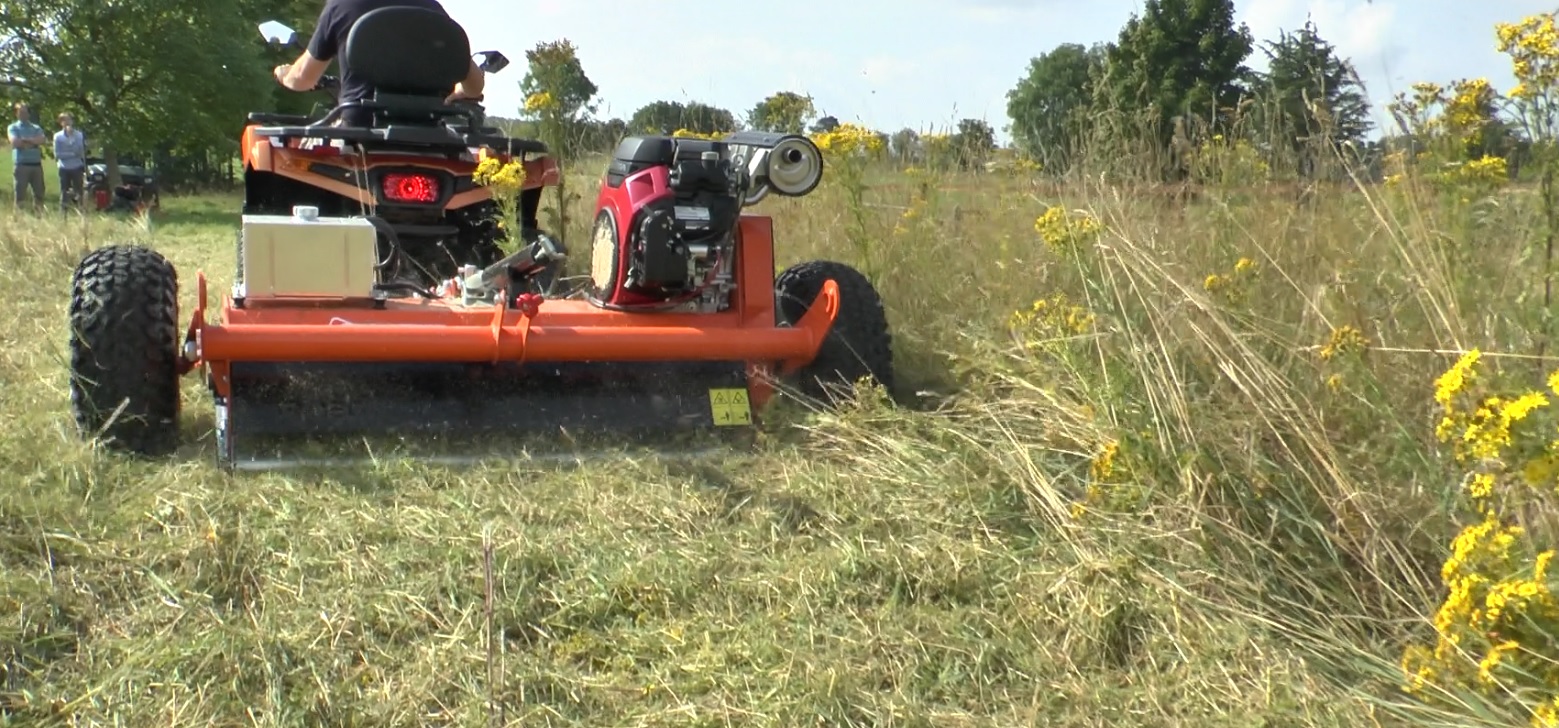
left=0, top=0, right=1525, bottom=190
left=496, top=61, right=1002, bottom=173
left=1003, top=0, right=1534, bottom=182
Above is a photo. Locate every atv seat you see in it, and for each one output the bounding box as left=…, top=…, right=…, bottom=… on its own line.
left=247, top=6, right=548, bottom=156
left=346, top=6, right=471, bottom=102
left=336, top=5, right=472, bottom=130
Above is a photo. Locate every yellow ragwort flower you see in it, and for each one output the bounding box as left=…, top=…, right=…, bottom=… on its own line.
left=1319, top=325, right=1369, bottom=362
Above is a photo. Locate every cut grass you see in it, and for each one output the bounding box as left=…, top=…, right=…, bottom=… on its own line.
left=0, top=154, right=1526, bottom=726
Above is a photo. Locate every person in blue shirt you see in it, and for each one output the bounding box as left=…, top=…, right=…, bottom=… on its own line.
left=8, top=102, right=47, bottom=212
left=53, top=112, right=87, bottom=212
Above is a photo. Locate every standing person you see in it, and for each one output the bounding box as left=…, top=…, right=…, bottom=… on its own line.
left=53, top=112, right=87, bottom=213
left=8, top=102, right=47, bottom=212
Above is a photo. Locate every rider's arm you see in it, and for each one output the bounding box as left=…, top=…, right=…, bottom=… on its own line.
left=276, top=51, right=329, bottom=91
left=275, top=1, right=337, bottom=92
left=448, top=60, right=484, bottom=101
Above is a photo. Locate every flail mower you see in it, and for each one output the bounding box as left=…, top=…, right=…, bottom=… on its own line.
left=66, top=7, right=893, bottom=469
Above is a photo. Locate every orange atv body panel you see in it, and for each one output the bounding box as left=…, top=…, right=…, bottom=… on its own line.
left=240, top=123, right=560, bottom=211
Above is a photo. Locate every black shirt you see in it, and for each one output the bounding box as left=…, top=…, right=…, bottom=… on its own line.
left=306, top=0, right=451, bottom=120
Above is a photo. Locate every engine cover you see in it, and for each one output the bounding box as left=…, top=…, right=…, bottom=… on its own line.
left=589, top=135, right=741, bottom=309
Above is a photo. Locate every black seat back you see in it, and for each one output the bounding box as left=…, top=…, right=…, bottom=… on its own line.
left=343, top=6, right=470, bottom=98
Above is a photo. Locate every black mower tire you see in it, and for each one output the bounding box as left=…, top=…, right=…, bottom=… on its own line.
left=68, top=244, right=182, bottom=456
left=774, top=260, right=894, bottom=403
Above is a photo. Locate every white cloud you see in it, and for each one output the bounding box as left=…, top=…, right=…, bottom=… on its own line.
left=1269, top=0, right=1389, bottom=58
left=1239, top=0, right=1397, bottom=72
left=1318, top=0, right=1395, bottom=59
left=1238, top=0, right=1300, bottom=35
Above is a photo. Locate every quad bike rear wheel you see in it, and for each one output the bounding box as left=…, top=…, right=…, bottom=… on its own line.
left=774, top=260, right=894, bottom=404
left=68, top=245, right=182, bottom=456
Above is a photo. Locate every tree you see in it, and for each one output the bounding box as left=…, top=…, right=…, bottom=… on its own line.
left=890, top=127, right=920, bottom=164
left=518, top=39, right=597, bottom=243
left=811, top=115, right=839, bottom=134
left=1253, top=19, right=1372, bottom=175
left=1097, top=0, right=1254, bottom=160
left=1006, top=42, right=1107, bottom=172
left=0, top=0, right=276, bottom=186
left=747, top=91, right=815, bottom=133
left=584, top=117, right=629, bottom=151
left=628, top=100, right=735, bottom=135
left=681, top=102, right=736, bottom=134
left=952, top=118, right=997, bottom=169
left=519, top=39, right=598, bottom=122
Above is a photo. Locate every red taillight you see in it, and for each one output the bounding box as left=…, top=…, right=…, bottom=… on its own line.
left=381, top=172, right=439, bottom=203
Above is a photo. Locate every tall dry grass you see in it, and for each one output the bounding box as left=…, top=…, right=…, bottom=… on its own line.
left=0, top=89, right=1547, bottom=725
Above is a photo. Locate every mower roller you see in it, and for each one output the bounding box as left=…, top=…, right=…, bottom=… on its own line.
left=66, top=8, right=894, bottom=469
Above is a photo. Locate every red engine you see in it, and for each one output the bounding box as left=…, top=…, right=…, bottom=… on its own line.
left=587, top=135, right=747, bottom=311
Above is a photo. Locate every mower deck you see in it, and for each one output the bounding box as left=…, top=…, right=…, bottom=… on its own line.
left=220, top=359, right=762, bottom=470
left=184, top=250, right=841, bottom=468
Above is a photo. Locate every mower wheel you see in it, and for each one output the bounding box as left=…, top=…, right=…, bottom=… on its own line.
left=775, top=260, right=894, bottom=403
left=68, top=245, right=182, bottom=456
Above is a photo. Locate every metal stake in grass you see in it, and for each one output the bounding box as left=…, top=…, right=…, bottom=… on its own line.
left=483, top=524, right=503, bottom=726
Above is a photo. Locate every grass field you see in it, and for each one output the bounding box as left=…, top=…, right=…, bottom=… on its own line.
left=0, top=139, right=1552, bottom=726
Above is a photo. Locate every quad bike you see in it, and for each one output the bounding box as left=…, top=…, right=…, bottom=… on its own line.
left=66, top=6, right=893, bottom=469
left=238, top=18, right=563, bottom=293
left=84, top=156, right=161, bottom=214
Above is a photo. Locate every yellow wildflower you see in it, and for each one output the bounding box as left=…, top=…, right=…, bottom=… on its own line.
left=1436, top=349, right=1482, bottom=407
left=473, top=156, right=526, bottom=195
left=1090, top=440, right=1119, bottom=482
left=672, top=128, right=724, bottom=140
left=1319, top=325, right=1369, bottom=361
left=524, top=91, right=558, bottom=114
left=1034, top=207, right=1103, bottom=252
left=1477, top=640, right=1521, bottom=685
left=1009, top=293, right=1096, bottom=351
left=809, top=123, right=884, bottom=157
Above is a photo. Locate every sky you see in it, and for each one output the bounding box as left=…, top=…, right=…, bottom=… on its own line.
left=432, top=0, right=1559, bottom=142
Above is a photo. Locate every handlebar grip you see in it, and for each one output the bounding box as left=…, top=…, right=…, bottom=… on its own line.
left=313, top=75, right=339, bottom=91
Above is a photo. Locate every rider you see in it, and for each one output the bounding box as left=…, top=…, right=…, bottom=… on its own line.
left=272, top=0, right=484, bottom=124
left=272, top=0, right=543, bottom=236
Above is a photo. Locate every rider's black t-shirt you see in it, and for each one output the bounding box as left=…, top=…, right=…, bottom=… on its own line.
left=306, top=0, right=451, bottom=118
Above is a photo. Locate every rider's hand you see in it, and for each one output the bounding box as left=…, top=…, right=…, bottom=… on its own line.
left=273, top=64, right=292, bottom=87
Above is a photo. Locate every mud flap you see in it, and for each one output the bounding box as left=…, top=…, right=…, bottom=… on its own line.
left=216, top=359, right=758, bottom=469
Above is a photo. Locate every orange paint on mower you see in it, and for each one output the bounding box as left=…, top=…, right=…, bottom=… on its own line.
left=183, top=216, right=836, bottom=415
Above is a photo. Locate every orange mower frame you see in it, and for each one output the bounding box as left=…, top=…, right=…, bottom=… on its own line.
left=176, top=214, right=841, bottom=416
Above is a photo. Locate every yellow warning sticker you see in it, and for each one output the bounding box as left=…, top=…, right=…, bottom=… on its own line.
left=708, top=388, right=753, bottom=426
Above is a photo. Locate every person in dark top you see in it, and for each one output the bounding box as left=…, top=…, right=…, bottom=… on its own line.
left=272, top=0, right=485, bottom=114
left=270, top=0, right=542, bottom=236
